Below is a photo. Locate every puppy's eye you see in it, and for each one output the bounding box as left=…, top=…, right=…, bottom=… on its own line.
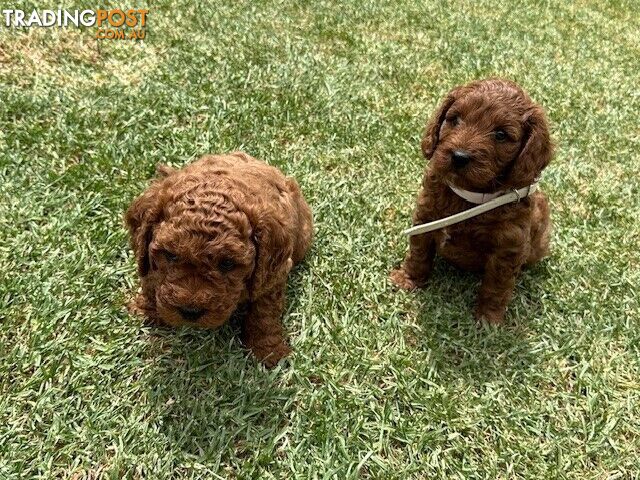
left=218, top=258, right=236, bottom=272
left=163, top=250, right=178, bottom=263
left=494, top=129, right=508, bottom=142
left=448, top=115, right=460, bottom=127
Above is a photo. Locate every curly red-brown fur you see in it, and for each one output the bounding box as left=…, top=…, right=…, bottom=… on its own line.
left=391, top=79, right=553, bottom=324
left=125, top=152, right=313, bottom=366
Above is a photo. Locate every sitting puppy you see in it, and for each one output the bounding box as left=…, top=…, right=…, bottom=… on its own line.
left=391, top=79, right=553, bottom=324
left=125, top=152, right=313, bottom=366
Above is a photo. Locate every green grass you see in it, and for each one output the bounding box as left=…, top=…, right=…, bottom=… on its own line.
left=1, top=0, right=639, bottom=478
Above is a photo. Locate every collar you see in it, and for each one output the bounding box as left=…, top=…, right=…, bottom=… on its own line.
left=449, top=184, right=508, bottom=204
left=404, top=182, right=539, bottom=237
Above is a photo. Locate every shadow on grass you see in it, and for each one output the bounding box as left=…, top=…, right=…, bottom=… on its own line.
left=141, top=324, right=293, bottom=463
left=137, top=265, right=311, bottom=463
left=411, top=257, right=552, bottom=383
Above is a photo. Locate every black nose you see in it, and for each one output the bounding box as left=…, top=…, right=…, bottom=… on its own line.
left=177, top=306, right=205, bottom=321
left=451, top=150, right=472, bottom=169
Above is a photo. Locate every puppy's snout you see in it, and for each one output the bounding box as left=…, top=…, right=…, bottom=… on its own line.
left=451, top=150, right=472, bottom=169
left=177, top=306, right=206, bottom=321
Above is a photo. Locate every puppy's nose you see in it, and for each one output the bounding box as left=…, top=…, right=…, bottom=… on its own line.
left=451, top=150, right=472, bottom=169
left=177, top=306, right=205, bottom=321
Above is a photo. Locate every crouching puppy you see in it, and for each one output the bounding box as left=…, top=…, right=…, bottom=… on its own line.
left=125, top=152, right=313, bottom=367
left=391, top=79, right=553, bottom=324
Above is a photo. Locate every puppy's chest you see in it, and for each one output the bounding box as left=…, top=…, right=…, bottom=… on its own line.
left=426, top=187, right=497, bottom=251
left=438, top=228, right=451, bottom=248
left=435, top=223, right=489, bottom=251
left=437, top=227, right=468, bottom=250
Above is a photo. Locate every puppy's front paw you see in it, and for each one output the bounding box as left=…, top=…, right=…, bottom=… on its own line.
left=389, top=267, right=424, bottom=291
left=250, top=340, right=292, bottom=368
left=127, top=292, right=163, bottom=325
left=474, top=305, right=505, bottom=325
left=128, top=293, right=152, bottom=317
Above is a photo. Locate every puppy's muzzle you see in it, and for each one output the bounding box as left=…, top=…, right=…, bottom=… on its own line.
left=177, top=306, right=206, bottom=321
left=451, top=150, right=472, bottom=169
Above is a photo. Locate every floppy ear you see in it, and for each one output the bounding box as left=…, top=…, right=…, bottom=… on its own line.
left=247, top=205, right=294, bottom=299
left=503, top=105, right=553, bottom=188
left=421, top=86, right=465, bottom=159
left=124, top=185, right=163, bottom=277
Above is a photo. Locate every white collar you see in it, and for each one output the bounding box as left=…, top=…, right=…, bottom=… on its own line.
left=404, top=182, right=539, bottom=237
left=449, top=184, right=508, bottom=204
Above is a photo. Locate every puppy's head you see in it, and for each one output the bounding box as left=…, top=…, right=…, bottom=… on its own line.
left=421, top=79, right=553, bottom=191
left=125, top=166, right=292, bottom=328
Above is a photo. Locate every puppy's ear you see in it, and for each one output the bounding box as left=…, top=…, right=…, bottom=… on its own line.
left=125, top=185, right=163, bottom=276
left=503, top=105, right=553, bottom=188
left=421, top=86, right=464, bottom=159
left=247, top=205, right=294, bottom=299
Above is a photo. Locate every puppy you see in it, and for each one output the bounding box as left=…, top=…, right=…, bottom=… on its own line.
left=391, top=79, right=553, bottom=324
left=125, top=152, right=313, bottom=366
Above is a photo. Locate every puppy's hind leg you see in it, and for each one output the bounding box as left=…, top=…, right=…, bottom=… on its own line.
left=287, top=178, right=313, bottom=265
left=526, top=193, right=551, bottom=266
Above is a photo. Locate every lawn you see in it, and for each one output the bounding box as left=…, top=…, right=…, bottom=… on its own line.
left=1, top=1, right=639, bottom=478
